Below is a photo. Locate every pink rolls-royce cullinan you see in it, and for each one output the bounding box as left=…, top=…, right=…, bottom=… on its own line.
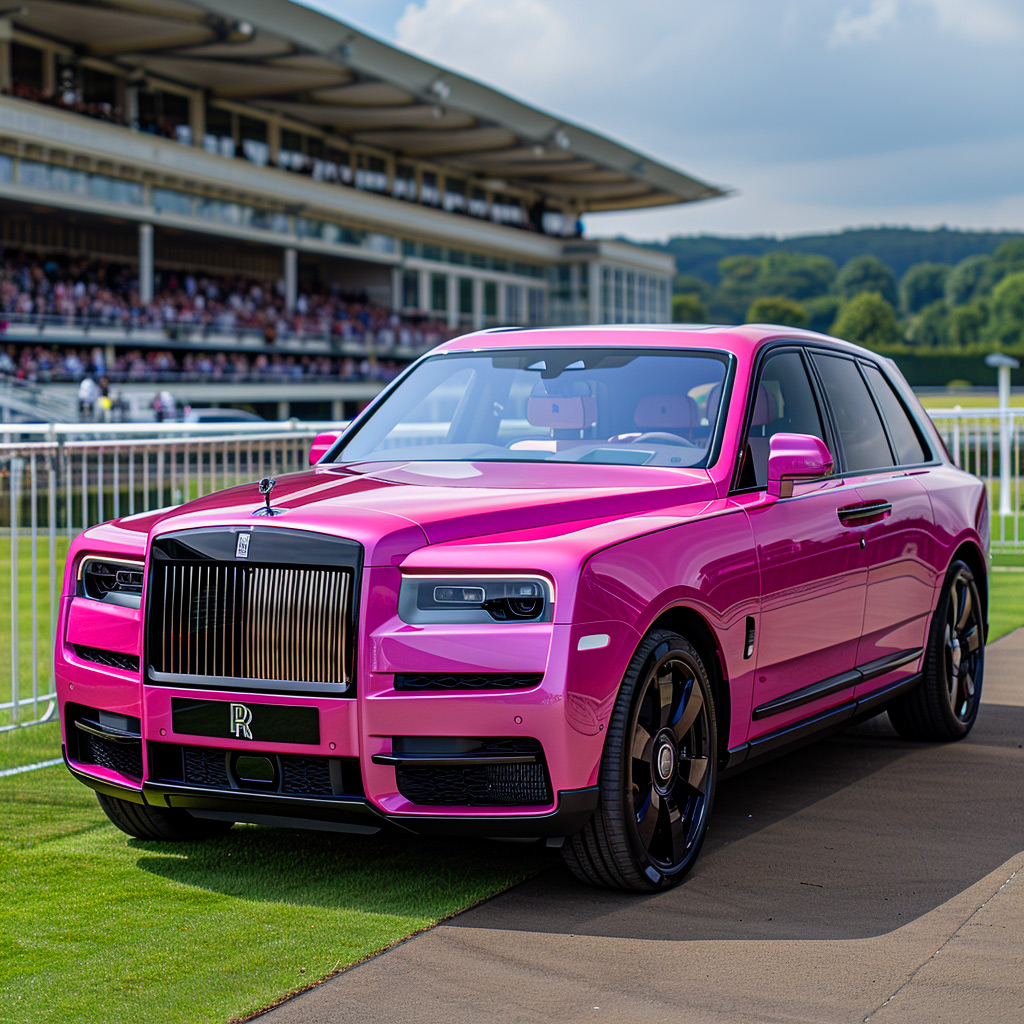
left=58, top=326, right=988, bottom=890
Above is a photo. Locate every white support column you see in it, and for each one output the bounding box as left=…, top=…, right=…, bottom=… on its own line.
left=496, top=280, right=507, bottom=324
left=189, top=91, right=205, bottom=148
left=331, top=400, right=344, bottom=422
left=138, top=223, right=154, bottom=305
left=283, top=247, right=298, bottom=313
left=588, top=262, right=601, bottom=324
left=472, top=277, right=484, bottom=330
left=419, top=269, right=431, bottom=313
left=41, top=48, right=56, bottom=95
left=446, top=274, right=458, bottom=329
left=0, top=21, right=12, bottom=93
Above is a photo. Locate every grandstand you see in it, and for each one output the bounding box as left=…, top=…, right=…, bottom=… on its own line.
left=0, top=0, right=724, bottom=419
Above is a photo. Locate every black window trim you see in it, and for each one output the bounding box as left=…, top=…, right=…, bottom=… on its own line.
left=729, top=343, right=838, bottom=495
left=328, top=344, right=738, bottom=473
left=858, top=359, right=935, bottom=469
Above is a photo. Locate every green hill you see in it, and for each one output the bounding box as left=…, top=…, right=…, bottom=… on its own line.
left=630, top=227, right=1024, bottom=283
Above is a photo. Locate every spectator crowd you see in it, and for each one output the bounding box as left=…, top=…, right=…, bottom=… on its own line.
left=0, top=251, right=454, bottom=356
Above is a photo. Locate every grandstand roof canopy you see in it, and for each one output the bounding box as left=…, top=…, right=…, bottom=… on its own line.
left=10, top=0, right=726, bottom=213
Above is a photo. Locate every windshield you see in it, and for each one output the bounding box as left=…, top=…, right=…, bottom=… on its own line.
left=331, top=347, right=730, bottom=468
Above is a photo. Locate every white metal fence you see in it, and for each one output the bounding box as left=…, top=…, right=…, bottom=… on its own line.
left=2, top=410, right=1022, bottom=731
left=929, top=408, right=1023, bottom=547
left=1, top=421, right=336, bottom=730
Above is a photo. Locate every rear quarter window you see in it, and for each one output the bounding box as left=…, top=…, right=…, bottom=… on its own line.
left=862, top=363, right=930, bottom=466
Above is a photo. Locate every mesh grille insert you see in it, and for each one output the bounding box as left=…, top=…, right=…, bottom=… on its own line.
left=78, top=732, right=143, bottom=780
left=394, top=738, right=551, bottom=806
left=73, top=645, right=140, bottom=672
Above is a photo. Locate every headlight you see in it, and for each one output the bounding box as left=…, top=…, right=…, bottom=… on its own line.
left=399, top=575, right=552, bottom=624
left=77, top=557, right=145, bottom=609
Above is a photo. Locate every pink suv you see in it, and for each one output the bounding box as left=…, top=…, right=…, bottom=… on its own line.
left=57, top=326, right=988, bottom=890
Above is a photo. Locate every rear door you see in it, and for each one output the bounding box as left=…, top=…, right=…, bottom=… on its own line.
left=810, top=353, right=938, bottom=696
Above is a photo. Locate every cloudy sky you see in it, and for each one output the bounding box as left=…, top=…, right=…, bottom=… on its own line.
left=300, top=0, right=1023, bottom=241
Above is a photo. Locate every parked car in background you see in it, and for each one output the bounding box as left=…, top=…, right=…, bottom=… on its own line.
left=180, top=407, right=265, bottom=424
left=57, top=325, right=988, bottom=890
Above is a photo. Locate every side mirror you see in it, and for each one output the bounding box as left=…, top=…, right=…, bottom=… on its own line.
left=767, top=433, right=833, bottom=498
left=308, top=431, right=341, bottom=466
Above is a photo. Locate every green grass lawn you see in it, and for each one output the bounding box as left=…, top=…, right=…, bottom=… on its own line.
left=0, top=766, right=554, bottom=1024
left=918, top=393, right=1024, bottom=410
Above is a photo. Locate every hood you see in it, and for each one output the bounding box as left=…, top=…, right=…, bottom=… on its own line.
left=142, top=460, right=716, bottom=563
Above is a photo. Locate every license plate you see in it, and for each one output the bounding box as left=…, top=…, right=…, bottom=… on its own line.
left=171, top=698, right=320, bottom=745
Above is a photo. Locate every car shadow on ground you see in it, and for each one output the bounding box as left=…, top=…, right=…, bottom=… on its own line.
left=448, top=704, right=1024, bottom=941
left=133, top=704, right=1024, bottom=940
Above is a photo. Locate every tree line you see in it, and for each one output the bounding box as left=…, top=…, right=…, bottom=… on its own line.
left=670, top=241, right=1024, bottom=354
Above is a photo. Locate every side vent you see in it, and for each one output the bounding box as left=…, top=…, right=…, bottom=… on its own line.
left=744, top=616, right=756, bottom=660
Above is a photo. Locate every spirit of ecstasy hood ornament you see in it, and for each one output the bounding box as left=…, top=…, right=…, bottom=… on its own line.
left=252, top=476, right=284, bottom=516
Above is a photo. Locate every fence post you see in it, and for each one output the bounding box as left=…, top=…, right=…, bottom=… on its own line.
left=985, top=353, right=1021, bottom=517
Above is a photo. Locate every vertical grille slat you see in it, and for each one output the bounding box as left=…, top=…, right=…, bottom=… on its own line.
left=148, top=559, right=353, bottom=689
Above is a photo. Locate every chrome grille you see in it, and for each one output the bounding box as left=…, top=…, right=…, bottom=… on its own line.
left=149, top=562, right=352, bottom=687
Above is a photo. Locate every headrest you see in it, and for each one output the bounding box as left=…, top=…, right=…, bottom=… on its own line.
left=633, top=394, right=697, bottom=430
left=705, top=383, right=722, bottom=421
left=526, top=379, right=597, bottom=430
left=752, top=386, right=778, bottom=426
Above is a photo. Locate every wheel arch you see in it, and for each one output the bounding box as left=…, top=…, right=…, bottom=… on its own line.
left=647, top=605, right=732, bottom=768
left=950, top=539, right=988, bottom=639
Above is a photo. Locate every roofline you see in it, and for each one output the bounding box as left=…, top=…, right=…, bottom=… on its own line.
left=194, top=0, right=727, bottom=210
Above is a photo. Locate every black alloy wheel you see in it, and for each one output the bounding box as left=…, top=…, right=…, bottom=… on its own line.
left=889, top=559, right=985, bottom=741
left=562, top=629, right=718, bottom=891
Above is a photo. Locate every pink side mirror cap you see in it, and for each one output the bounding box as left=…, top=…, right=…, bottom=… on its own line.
left=308, top=431, right=342, bottom=466
left=767, top=433, right=834, bottom=498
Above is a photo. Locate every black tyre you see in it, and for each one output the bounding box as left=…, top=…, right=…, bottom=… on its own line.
left=562, top=629, right=718, bottom=891
left=97, top=793, right=234, bottom=841
left=888, top=559, right=985, bottom=741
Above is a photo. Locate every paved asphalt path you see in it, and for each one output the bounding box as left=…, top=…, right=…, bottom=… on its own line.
left=257, top=632, right=1024, bottom=1023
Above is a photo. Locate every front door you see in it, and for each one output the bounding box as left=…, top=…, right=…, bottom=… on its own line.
left=732, top=348, right=868, bottom=740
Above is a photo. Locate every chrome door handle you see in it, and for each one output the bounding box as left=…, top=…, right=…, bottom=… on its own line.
left=837, top=501, right=892, bottom=525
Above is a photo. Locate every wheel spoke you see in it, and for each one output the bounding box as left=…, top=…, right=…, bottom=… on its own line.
left=955, top=582, right=973, bottom=632
left=673, top=677, right=703, bottom=741
left=963, top=668, right=975, bottom=699
left=635, top=788, right=660, bottom=849
left=963, top=626, right=981, bottom=654
left=657, top=664, right=675, bottom=729
left=679, top=755, right=709, bottom=797
left=665, top=795, right=687, bottom=862
left=631, top=722, right=654, bottom=763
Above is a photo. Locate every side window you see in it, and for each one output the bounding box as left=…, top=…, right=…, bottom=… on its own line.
left=739, top=350, right=827, bottom=489
left=862, top=364, right=930, bottom=466
left=812, top=354, right=895, bottom=473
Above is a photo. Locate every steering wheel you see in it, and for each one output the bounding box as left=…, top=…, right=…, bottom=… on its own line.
left=630, top=431, right=697, bottom=448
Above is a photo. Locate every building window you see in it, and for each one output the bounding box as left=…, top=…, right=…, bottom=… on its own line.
left=483, top=281, right=498, bottom=318
left=507, top=285, right=522, bottom=323
left=431, top=273, right=448, bottom=312
left=402, top=270, right=420, bottom=309
left=458, top=277, right=474, bottom=316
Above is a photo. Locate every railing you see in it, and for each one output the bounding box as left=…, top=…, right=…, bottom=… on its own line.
left=929, top=408, right=1022, bottom=547
left=3, top=409, right=1022, bottom=731
left=0, top=420, right=339, bottom=730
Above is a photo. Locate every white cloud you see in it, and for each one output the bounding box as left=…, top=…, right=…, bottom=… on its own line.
left=315, top=0, right=1024, bottom=236
left=920, top=0, right=1024, bottom=42
left=828, top=0, right=899, bottom=46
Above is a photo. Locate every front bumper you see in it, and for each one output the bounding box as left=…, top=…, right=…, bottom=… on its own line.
left=64, top=753, right=599, bottom=838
